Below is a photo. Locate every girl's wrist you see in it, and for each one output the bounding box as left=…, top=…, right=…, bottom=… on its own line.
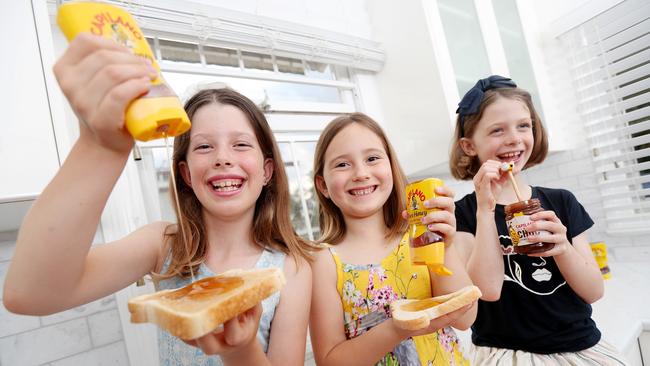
left=389, top=317, right=414, bottom=340
left=76, top=134, right=132, bottom=160
left=476, top=207, right=495, bottom=218
left=221, top=339, right=264, bottom=365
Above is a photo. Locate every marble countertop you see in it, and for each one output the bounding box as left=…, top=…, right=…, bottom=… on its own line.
left=592, top=261, right=650, bottom=352
left=455, top=261, right=650, bottom=354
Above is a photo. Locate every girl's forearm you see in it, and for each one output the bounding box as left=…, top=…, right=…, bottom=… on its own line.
left=316, top=320, right=406, bottom=366
left=4, top=138, right=129, bottom=311
left=467, top=210, right=504, bottom=300
left=554, top=245, right=604, bottom=303
left=222, top=341, right=272, bottom=366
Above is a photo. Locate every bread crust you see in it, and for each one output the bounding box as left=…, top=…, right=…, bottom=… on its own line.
left=390, top=285, right=481, bottom=330
left=128, top=267, right=286, bottom=340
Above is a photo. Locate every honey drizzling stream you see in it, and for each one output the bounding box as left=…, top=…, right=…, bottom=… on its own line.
left=164, top=132, right=195, bottom=282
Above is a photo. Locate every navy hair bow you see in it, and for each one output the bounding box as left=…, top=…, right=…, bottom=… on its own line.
left=456, top=75, right=517, bottom=123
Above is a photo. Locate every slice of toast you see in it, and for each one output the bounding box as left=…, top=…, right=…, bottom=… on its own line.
left=128, top=267, right=285, bottom=340
left=390, top=285, right=481, bottom=330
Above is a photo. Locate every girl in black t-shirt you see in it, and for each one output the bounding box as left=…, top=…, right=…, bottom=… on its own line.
left=448, top=75, right=627, bottom=365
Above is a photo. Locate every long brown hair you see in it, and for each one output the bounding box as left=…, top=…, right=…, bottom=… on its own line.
left=313, top=113, right=408, bottom=245
left=449, top=88, right=548, bottom=180
left=159, top=88, right=312, bottom=279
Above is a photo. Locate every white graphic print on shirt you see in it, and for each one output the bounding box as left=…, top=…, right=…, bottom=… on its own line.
left=498, top=235, right=566, bottom=296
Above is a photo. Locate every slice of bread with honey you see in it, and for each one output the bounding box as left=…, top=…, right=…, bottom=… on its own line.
left=390, top=285, right=481, bottom=330
left=128, top=267, right=285, bottom=340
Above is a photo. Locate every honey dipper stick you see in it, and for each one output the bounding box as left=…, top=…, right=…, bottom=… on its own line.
left=501, top=162, right=523, bottom=202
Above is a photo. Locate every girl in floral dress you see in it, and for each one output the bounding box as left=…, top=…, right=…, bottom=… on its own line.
left=309, top=113, right=477, bottom=365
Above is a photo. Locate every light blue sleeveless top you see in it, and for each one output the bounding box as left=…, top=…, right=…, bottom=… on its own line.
left=156, top=248, right=286, bottom=366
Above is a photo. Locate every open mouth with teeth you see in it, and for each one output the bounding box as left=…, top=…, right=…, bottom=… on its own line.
left=209, top=179, right=244, bottom=192
left=497, top=151, right=523, bottom=163
left=348, top=185, right=377, bottom=197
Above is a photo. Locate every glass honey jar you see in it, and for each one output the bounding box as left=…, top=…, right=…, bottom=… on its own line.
left=504, top=198, right=555, bottom=254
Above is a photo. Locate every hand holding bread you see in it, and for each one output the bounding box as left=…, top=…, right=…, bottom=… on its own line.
left=183, top=303, right=263, bottom=357
left=128, top=267, right=285, bottom=340
left=391, top=285, right=481, bottom=331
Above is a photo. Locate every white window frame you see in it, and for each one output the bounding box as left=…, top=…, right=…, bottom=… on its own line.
left=275, top=133, right=324, bottom=242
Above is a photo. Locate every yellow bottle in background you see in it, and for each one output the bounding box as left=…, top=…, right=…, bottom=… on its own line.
left=590, top=242, right=612, bottom=279
left=56, top=2, right=191, bottom=141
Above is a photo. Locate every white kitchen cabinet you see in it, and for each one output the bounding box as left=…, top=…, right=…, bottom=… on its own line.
left=1, top=1, right=59, bottom=202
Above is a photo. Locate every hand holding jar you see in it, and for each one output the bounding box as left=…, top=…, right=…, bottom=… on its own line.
left=522, top=210, right=572, bottom=257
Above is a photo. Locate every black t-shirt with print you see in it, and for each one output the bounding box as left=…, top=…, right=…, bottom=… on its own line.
left=455, top=186, right=601, bottom=354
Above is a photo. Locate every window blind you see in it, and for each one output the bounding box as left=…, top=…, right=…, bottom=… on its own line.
left=52, top=0, right=385, bottom=72
left=560, top=0, right=650, bottom=234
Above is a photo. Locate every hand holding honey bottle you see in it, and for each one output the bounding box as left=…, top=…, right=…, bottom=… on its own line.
left=404, top=178, right=455, bottom=276
left=55, top=2, right=190, bottom=151
left=53, top=33, right=154, bottom=153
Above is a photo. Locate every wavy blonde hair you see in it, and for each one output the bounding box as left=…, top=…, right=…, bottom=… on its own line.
left=158, top=88, right=312, bottom=279
left=450, top=88, right=549, bottom=180
left=313, top=113, right=408, bottom=245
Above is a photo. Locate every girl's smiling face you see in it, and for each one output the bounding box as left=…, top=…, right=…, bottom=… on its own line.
left=316, top=123, right=394, bottom=220
left=460, top=97, right=534, bottom=174
left=180, top=103, right=273, bottom=221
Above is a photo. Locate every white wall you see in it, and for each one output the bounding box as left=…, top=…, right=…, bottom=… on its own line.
left=363, top=0, right=455, bottom=175
left=531, top=0, right=623, bottom=35
left=0, top=2, right=130, bottom=364
left=0, top=232, right=129, bottom=366
left=531, top=0, right=593, bottom=29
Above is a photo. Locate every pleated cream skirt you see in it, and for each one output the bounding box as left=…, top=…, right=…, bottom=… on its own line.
left=471, top=340, right=629, bottom=365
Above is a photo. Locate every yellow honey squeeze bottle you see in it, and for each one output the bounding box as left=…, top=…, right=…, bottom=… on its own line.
left=57, top=2, right=191, bottom=141
left=406, top=178, right=453, bottom=276
left=590, top=242, right=612, bottom=279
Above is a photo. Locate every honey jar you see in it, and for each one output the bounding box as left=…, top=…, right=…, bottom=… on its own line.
left=504, top=198, right=555, bottom=254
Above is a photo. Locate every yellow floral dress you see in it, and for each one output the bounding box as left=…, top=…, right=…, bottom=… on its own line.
left=328, top=234, right=469, bottom=366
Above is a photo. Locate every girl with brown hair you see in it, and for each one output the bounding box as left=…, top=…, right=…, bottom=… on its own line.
left=4, top=34, right=312, bottom=366
left=309, top=112, right=476, bottom=365
left=451, top=75, right=627, bottom=365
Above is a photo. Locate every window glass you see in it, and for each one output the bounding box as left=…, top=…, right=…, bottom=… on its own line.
left=292, top=141, right=319, bottom=238
left=305, top=61, right=335, bottom=80
left=158, top=39, right=201, bottom=64
left=162, top=71, right=341, bottom=104
left=276, top=56, right=305, bottom=75
left=492, top=0, right=544, bottom=118
left=203, top=45, right=239, bottom=69
left=241, top=51, right=274, bottom=72
left=437, top=0, right=491, bottom=95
